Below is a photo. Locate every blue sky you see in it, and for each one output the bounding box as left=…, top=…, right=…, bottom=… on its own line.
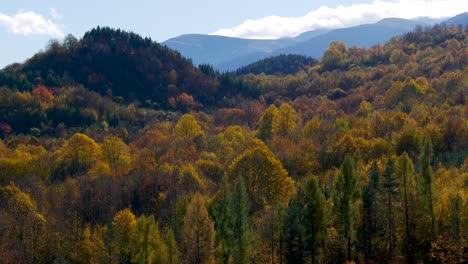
left=1, top=0, right=467, bottom=68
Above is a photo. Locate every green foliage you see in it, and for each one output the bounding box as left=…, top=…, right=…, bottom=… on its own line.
left=303, top=176, right=326, bottom=263
left=333, top=154, right=360, bottom=260
left=0, top=24, right=466, bottom=264
left=230, top=177, right=255, bottom=264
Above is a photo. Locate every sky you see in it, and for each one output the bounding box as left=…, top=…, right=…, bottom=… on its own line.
left=1, top=0, right=467, bottom=68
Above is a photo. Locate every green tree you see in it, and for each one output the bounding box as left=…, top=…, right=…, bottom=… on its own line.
left=231, top=177, right=255, bottom=264
left=181, top=193, right=215, bottom=264
left=212, top=177, right=234, bottom=264
left=135, top=214, right=168, bottom=264
left=382, top=158, right=398, bottom=253
left=396, top=152, right=417, bottom=264
left=419, top=136, right=435, bottom=236
left=304, top=176, right=326, bottom=264
left=361, top=161, right=380, bottom=258
left=284, top=191, right=306, bottom=264
left=333, top=154, right=360, bottom=261
left=166, top=228, right=179, bottom=264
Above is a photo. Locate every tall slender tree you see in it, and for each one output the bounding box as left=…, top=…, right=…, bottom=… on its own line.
left=284, top=191, right=306, bottom=264
left=419, top=136, right=435, bottom=235
left=361, top=161, right=380, bottom=258
left=181, top=193, right=215, bottom=264
left=382, top=158, right=398, bottom=253
left=333, top=154, right=360, bottom=261
left=231, top=177, right=255, bottom=264
left=212, top=177, right=234, bottom=264
left=396, top=152, right=416, bottom=264
left=304, top=176, right=326, bottom=264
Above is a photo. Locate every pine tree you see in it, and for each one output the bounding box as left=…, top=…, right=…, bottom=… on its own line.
left=333, top=154, right=360, bottom=261
left=396, top=152, right=416, bottom=264
left=284, top=192, right=306, bottom=264
left=231, top=177, right=255, bottom=264
left=419, top=136, right=435, bottom=235
left=212, top=177, right=234, bottom=264
left=361, top=161, right=379, bottom=258
left=382, top=158, right=398, bottom=253
left=303, top=176, right=326, bottom=264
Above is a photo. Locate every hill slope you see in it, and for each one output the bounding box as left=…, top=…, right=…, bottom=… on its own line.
left=0, top=27, right=255, bottom=108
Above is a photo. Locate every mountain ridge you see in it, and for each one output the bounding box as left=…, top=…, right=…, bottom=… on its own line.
left=163, top=14, right=467, bottom=71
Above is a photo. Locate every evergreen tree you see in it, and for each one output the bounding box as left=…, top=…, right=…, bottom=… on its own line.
left=361, top=161, right=380, bottom=258
left=284, top=192, right=306, bottom=264
left=303, top=176, right=326, bottom=264
left=212, top=177, right=234, bottom=264
left=231, top=177, right=255, bottom=264
left=333, top=154, right=360, bottom=261
left=382, top=158, right=398, bottom=253
left=396, top=152, right=417, bottom=264
left=419, top=136, right=435, bottom=235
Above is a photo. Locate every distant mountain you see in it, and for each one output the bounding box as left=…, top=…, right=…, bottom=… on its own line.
left=162, top=34, right=295, bottom=68
left=445, top=12, right=468, bottom=26
left=163, top=13, right=467, bottom=72
left=272, top=18, right=422, bottom=59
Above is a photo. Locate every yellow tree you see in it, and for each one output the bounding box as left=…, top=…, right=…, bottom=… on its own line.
left=61, top=133, right=99, bottom=174
left=100, top=135, right=131, bottom=170
left=0, top=184, right=46, bottom=263
left=181, top=193, right=215, bottom=264
left=257, top=104, right=278, bottom=142
left=111, top=208, right=137, bottom=263
left=273, top=103, right=297, bottom=138
left=228, top=142, right=295, bottom=211
left=174, top=114, right=204, bottom=140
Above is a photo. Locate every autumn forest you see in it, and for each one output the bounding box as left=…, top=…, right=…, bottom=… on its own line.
left=0, top=25, right=467, bottom=263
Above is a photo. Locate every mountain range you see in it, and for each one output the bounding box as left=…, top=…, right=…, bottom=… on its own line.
left=163, top=12, right=468, bottom=71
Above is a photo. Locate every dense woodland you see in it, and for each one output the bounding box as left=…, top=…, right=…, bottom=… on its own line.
left=0, top=24, right=467, bottom=263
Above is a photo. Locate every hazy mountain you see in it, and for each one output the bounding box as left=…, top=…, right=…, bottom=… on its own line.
left=163, top=13, right=467, bottom=72
left=445, top=12, right=468, bottom=26
left=162, top=34, right=295, bottom=67
left=272, top=18, right=422, bottom=59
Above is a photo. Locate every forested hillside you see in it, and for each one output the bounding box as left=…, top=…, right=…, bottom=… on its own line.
left=0, top=25, right=467, bottom=263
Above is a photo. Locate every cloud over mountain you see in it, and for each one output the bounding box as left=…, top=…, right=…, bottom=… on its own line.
left=211, top=0, right=467, bottom=39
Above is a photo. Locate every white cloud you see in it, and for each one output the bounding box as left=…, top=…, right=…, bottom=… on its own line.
left=50, top=8, right=62, bottom=20
left=0, top=10, right=64, bottom=37
left=212, top=0, right=468, bottom=39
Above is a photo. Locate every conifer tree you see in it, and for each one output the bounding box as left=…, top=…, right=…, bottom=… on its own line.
left=419, top=136, right=435, bottom=235
left=396, top=152, right=417, bottom=264
left=284, top=192, right=306, bottom=264
left=333, top=154, right=360, bottom=261
left=304, top=176, right=326, bottom=264
left=212, top=177, right=234, bottom=264
left=231, top=177, right=255, bottom=264
left=382, top=158, right=398, bottom=253
left=361, top=161, right=379, bottom=258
